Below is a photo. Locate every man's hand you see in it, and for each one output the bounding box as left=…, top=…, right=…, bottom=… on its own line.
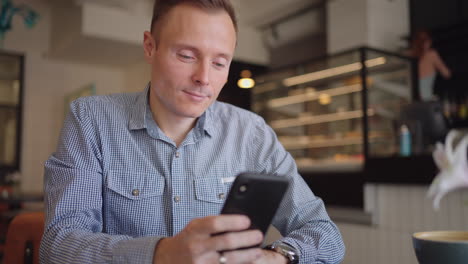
left=250, top=250, right=288, bottom=264
left=153, top=215, right=264, bottom=264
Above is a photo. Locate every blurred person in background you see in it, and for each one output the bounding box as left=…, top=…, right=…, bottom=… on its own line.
left=410, top=30, right=452, bottom=101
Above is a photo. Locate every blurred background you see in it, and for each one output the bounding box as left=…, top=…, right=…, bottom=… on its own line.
left=1, top=0, right=468, bottom=263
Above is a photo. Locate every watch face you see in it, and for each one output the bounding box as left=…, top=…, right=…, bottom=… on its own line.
left=275, top=243, right=295, bottom=253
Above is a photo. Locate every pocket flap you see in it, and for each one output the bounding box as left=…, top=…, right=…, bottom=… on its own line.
left=194, top=178, right=232, bottom=204
left=106, top=170, right=165, bottom=200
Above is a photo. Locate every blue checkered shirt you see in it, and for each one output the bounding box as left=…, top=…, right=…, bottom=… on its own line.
left=40, top=85, right=345, bottom=264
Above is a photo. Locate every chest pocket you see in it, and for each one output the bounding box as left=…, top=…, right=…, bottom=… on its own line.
left=106, top=170, right=165, bottom=200
left=194, top=178, right=233, bottom=204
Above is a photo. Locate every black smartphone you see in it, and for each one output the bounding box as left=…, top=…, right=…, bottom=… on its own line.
left=220, top=172, right=289, bottom=237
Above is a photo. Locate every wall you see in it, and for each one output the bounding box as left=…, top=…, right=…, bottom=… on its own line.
left=269, top=33, right=326, bottom=69
left=5, top=0, right=127, bottom=193
left=235, top=25, right=270, bottom=65
left=124, top=61, right=151, bottom=93
left=337, top=184, right=468, bottom=264
left=266, top=5, right=326, bottom=68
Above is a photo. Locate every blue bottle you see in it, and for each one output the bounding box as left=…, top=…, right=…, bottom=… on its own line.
left=400, top=125, right=411, bottom=157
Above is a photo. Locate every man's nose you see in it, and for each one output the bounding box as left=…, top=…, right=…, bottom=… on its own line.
left=192, top=61, right=210, bottom=86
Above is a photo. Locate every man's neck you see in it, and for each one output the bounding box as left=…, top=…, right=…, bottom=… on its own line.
left=149, top=96, right=197, bottom=147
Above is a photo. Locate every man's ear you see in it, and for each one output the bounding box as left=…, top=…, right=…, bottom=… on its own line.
left=143, top=31, right=157, bottom=64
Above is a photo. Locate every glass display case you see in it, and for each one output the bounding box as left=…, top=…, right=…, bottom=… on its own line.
left=252, top=47, right=417, bottom=172
left=0, top=52, right=23, bottom=173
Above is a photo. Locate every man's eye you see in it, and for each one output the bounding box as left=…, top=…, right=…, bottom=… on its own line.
left=214, top=62, right=226, bottom=68
left=178, top=54, right=194, bottom=60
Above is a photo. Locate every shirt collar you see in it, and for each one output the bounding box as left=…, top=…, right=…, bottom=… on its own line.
left=200, top=104, right=215, bottom=137
left=128, top=83, right=216, bottom=138
left=128, top=83, right=150, bottom=130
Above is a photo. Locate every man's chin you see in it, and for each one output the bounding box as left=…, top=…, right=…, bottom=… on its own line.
left=174, top=100, right=213, bottom=119
left=178, top=109, right=207, bottom=119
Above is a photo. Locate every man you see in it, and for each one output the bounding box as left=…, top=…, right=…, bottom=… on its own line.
left=40, top=0, right=345, bottom=263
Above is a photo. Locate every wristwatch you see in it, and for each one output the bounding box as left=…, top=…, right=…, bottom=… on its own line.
left=265, top=242, right=299, bottom=264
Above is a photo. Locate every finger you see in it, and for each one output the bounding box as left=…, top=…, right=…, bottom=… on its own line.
left=222, top=248, right=263, bottom=264
left=209, top=229, right=263, bottom=252
left=187, top=215, right=251, bottom=236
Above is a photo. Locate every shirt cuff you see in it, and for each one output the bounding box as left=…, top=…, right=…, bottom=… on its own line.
left=112, top=236, right=162, bottom=264
left=277, top=237, right=317, bottom=264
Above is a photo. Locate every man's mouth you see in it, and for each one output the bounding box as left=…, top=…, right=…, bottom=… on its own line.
left=183, top=90, right=210, bottom=101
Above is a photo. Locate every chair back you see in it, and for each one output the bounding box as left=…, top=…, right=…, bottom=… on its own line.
left=3, top=212, right=44, bottom=264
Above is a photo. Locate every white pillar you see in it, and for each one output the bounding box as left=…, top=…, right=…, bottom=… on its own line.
left=368, top=0, right=409, bottom=51
left=327, top=0, right=409, bottom=54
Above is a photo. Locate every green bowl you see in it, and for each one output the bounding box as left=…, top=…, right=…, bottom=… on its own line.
left=413, top=231, right=468, bottom=264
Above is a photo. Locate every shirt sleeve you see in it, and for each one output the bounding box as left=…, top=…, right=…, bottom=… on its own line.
left=40, top=98, right=161, bottom=264
left=250, top=116, right=346, bottom=264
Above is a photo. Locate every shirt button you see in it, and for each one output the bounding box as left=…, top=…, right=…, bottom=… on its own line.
left=218, top=193, right=225, bottom=200
left=132, top=189, right=140, bottom=196
left=175, top=152, right=180, bottom=158
left=174, top=196, right=181, bottom=202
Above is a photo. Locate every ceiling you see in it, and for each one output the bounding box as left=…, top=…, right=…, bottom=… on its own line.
left=235, top=0, right=324, bottom=28
left=68, top=0, right=324, bottom=28
left=47, top=0, right=325, bottom=66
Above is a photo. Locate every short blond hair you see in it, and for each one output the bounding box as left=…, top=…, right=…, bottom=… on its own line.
left=150, top=0, right=237, bottom=35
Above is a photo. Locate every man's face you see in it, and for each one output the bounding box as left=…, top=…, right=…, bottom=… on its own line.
left=144, top=3, right=237, bottom=121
